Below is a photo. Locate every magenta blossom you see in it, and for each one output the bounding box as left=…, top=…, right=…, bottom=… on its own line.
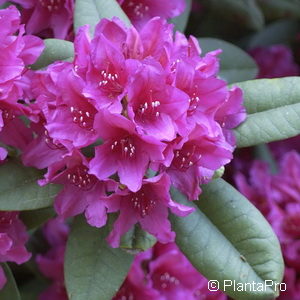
left=36, top=218, right=69, bottom=300
left=249, top=45, right=299, bottom=78
left=89, top=111, right=166, bottom=192
left=236, top=150, right=300, bottom=299
left=32, top=16, right=245, bottom=246
left=117, top=0, right=185, bottom=29
left=106, top=173, right=193, bottom=247
left=115, top=242, right=227, bottom=299
left=2, top=0, right=74, bottom=39
left=0, top=5, right=43, bottom=159
left=0, top=212, right=31, bottom=289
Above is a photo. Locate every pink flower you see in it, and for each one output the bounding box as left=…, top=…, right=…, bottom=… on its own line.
left=117, top=0, right=185, bottom=29
left=106, top=173, right=193, bottom=247
left=126, top=61, right=189, bottom=141
left=0, top=6, right=44, bottom=101
left=0, top=212, right=31, bottom=289
left=3, top=0, right=74, bottom=39
left=249, top=45, right=299, bottom=78
left=166, top=125, right=233, bottom=200
left=36, top=218, right=69, bottom=300
left=89, top=111, right=166, bottom=192
left=39, top=150, right=114, bottom=222
left=33, top=16, right=245, bottom=245
left=235, top=150, right=300, bottom=299
left=115, top=242, right=227, bottom=299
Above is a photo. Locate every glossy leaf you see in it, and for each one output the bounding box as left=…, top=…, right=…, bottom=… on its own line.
left=0, top=264, right=21, bottom=300
left=170, top=0, right=192, bottom=32
left=31, top=39, right=74, bottom=70
left=234, top=77, right=300, bottom=113
left=244, top=19, right=299, bottom=48
left=206, top=0, right=264, bottom=31
left=171, top=179, right=284, bottom=299
left=74, top=0, right=130, bottom=36
left=199, top=38, right=258, bottom=83
left=235, top=103, right=300, bottom=147
left=257, top=0, right=300, bottom=20
left=65, top=216, right=134, bottom=300
left=0, top=159, right=61, bottom=211
left=233, top=77, right=300, bottom=147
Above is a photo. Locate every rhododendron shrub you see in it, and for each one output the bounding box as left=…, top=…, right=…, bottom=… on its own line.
left=0, top=0, right=299, bottom=299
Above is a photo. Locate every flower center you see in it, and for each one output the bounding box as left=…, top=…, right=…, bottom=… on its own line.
left=187, top=92, right=200, bottom=116
left=38, top=0, right=63, bottom=11
left=159, top=272, right=180, bottom=289
left=70, top=106, right=96, bottom=131
left=130, top=190, right=156, bottom=217
left=67, top=166, right=96, bottom=190
left=110, top=137, right=136, bottom=159
left=1, top=109, right=16, bottom=124
left=0, top=212, right=16, bottom=225
left=125, top=1, right=149, bottom=18
left=137, top=100, right=161, bottom=120
left=44, top=129, right=65, bottom=150
left=98, top=67, right=123, bottom=96
left=172, top=145, right=202, bottom=171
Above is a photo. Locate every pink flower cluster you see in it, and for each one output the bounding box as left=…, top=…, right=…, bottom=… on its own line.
left=236, top=151, right=300, bottom=299
left=114, top=242, right=226, bottom=300
left=0, top=0, right=185, bottom=39
left=21, top=16, right=245, bottom=247
left=0, top=6, right=44, bottom=161
left=0, top=5, right=43, bottom=290
left=249, top=45, right=299, bottom=78
left=36, top=218, right=69, bottom=300
left=0, top=212, right=31, bottom=289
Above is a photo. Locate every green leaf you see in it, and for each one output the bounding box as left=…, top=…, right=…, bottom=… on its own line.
left=0, top=264, right=21, bottom=300
left=120, top=224, right=156, bottom=253
left=206, top=0, right=264, bottom=31
left=199, top=38, right=258, bottom=83
left=31, top=39, right=74, bottom=70
left=244, top=19, right=299, bottom=48
left=0, top=159, right=61, bottom=211
left=171, top=179, right=284, bottom=300
left=74, top=0, right=130, bottom=36
left=234, top=77, right=300, bottom=113
left=20, top=207, right=55, bottom=230
left=256, top=0, right=300, bottom=20
left=233, top=77, right=300, bottom=147
left=169, top=0, right=192, bottom=32
left=235, top=103, right=300, bottom=147
left=65, top=216, right=134, bottom=300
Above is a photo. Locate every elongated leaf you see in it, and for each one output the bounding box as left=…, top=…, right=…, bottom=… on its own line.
left=233, top=77, right=300, bottom=147
left=207, top=0, right=264, bottom=31
left=199, top=38, right=258, bottom=83
left=257, top=0, right=300, bottom=20
left=234, top=77, right=300, bottom=114
left=65, top=216, right=134, bottom=300
left=0, top=263, right=21, bottom=300
left=170, top=0, right=192, bottom=32
left=0, top=159, right=61, bottom=210
left=74, top=0, right=130, bottom=36
left=244, top=19, right=299, bottom=48
left=235, top=102, right=300, bottom=148
left=31, top=39, right=74, bottom=70
left=171, top=179, right=284, bottom=299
